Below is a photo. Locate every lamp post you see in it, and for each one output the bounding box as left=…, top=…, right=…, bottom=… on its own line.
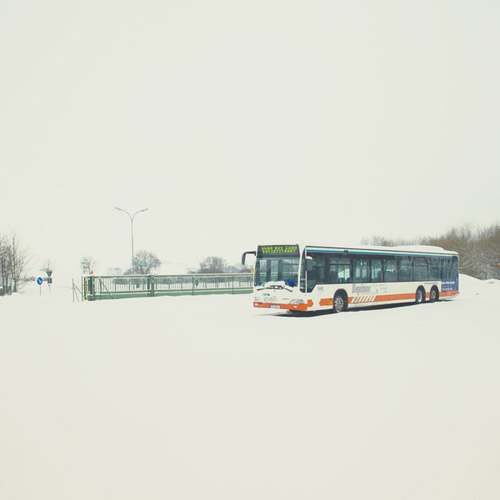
left=114, top=207, right=149, bottom=274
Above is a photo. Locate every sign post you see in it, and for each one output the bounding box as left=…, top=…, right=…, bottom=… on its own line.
left=46, top=270, right=53, bottom=293
left=36, top=277, right=43, bottom=295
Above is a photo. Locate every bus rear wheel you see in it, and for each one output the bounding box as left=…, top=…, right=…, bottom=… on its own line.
left=415, top=287, right=425, bottom=304
left=333, top=292, right=347, bottom=313
left=430, top=286, right=439, bottom=302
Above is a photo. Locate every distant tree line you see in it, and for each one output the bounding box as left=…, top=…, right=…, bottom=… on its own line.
left=198, top=256, right=251, bottom=274
left=80, top=250, right=162, bottom=275
left=80, top=249, right=252, bottom=276
left=363, top=223, right=500, bottom=280
left=0, top=233, right=29, bottom=295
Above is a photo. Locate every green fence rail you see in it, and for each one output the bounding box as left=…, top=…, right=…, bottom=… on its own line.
left=82, top=273, right=254, bottom=301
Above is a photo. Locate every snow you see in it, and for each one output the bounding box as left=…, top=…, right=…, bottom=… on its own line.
left=1, top=276, right=500, bottom=499
left=391, top=244, right=455, bottom=254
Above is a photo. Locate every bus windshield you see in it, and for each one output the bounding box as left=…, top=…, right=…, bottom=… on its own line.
left=254, top=245, right=300, bottom=287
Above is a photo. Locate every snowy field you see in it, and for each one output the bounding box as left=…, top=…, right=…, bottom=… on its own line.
left=1, top=275, right=500, bottom=500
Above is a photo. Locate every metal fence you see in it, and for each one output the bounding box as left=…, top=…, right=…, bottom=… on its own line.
left=82, top=273, right=254, bottom=301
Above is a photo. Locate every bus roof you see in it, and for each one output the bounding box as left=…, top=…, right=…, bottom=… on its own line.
left=304, top=244, right=458, bottom=258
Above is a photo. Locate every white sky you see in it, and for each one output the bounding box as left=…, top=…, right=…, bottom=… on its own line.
left=1, top=0, right=499, bottom=277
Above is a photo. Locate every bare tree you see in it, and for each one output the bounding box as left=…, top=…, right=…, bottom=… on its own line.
left=10, top=234, right=28, bottom=292
left=126, top=250, right=161, bottom=275
left=360, top=235, right=418, bottom=246
left=0, top=235, right=9, bottom=293
left=199, top=256, right=226, bottom=273
left=425, top=224, right=487, bottom=278
left=80, top=256, right=97, bottom=275
left=0, top=232, right=29, bottom=293
left=226, top=263, right=252, bottom=273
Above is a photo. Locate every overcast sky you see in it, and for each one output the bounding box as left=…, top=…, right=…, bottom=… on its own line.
left=1, top=0, right=499, bottom=277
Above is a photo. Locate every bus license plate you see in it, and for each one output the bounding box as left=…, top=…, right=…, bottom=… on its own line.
left=270, top=305, right=281, bottom=309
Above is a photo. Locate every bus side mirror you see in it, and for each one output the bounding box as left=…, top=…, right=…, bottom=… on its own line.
left=242, top=251, right=256, bottom=265
left=306, top=256, right=314, bottom=272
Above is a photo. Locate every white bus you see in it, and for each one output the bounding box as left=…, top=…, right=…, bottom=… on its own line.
left=241, top=244, right=459, bottom=313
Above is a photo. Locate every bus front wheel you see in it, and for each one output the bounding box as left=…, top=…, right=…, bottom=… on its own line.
left=415, top=287, right=425, bottom=304
left=333, top=292, right=347, bottom=313
left=430, top=286, right=439, bottom=302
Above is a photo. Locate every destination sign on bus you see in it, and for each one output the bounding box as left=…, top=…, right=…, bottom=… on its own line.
left=258, top=245, right=299, bottom=257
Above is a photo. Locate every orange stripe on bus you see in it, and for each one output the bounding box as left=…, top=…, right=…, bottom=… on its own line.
left=374, top=293, right=415, bottom=302
left=348, top=294, right=391, bottom=304
left=347, top=293, right=415, bottom=304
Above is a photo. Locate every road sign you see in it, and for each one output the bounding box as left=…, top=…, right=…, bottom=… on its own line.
left=36, top=277, right=43, bottom=285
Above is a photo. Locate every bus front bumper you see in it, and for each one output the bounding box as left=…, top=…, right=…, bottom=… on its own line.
left=253, top=300, right=313, bottom=312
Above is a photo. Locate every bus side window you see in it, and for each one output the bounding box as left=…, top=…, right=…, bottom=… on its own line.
left=451, top=256, right=459, bottom=279
left=413, top=257, right=429, bottom=281
left=329, top=255, right=351, bottom=283
left=300, top=252, right=306, bottom=292
left=316, top=254, right=326, bottom=284
left=307, top=269, right=316, bottom=291
left=343, top=263, right=352, bottom=283
left=307, top=256, right=317, bottom=292
left=306, top=252, right=327, bottom=291
left=429, top=258, right=440, bottom=280
left=383, top=257, right=398, bottom=282
left=398, top=256, right=412, bottom=281
left=441, top=258, right=451, bottom=280
left=371, top=258, right=382, bottom=282
left=353, top=257, right=370, bottom=283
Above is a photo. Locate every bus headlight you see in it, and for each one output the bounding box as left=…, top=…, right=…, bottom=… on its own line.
left=289, top=299, right=305, bottom=304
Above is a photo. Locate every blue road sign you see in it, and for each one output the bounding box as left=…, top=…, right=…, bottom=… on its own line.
left=36, top=277, right=43, bottom=285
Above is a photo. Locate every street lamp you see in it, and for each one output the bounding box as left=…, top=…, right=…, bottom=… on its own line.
left=114, top=207, right=149, bottom=274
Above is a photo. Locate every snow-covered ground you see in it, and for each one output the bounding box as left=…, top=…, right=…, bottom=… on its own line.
left=1, top=275, right=499, bottom=500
